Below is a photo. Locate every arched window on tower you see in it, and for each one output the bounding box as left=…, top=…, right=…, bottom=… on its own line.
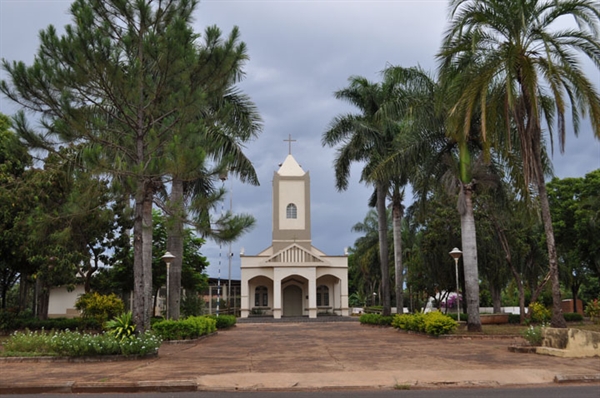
left=255, top=286, right=268, bottom=307
left=286, top=203, right=297, bottom=219
left=317, top=285, right=329, bottom=307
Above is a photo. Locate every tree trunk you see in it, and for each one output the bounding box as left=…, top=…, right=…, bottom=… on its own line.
left=490, top=283, right=502, bottom=314
left=376, top=182, right=391, bottom=316
left=572, top=282, right=580, bottom=314
left=167, top=178, right=184, bottom=320
left=142, top=185, right=154, bottom=327
left=18, top=273, right=31, bottom=313
left=133, top=180, right=154, bottom=333
left=459, top=182, right=482, bottom=331
left=533, top=151, right=567, bottom=328
left=392, top=193, right=404, bottom=314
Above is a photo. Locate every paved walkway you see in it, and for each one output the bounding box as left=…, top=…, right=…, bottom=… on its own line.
left=1, top=321, right=599, bottom=393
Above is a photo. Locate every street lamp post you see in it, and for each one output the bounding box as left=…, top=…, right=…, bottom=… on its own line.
left=161, top=252, right=176, bottom=320
left=449, top=248, right=462, bottom=322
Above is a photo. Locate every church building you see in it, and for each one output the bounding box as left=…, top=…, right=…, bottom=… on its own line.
left=240, top=146, right=349, bottom=318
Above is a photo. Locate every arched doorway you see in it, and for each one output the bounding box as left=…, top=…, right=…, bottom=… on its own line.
left=283, top=285, right=303, bottom=316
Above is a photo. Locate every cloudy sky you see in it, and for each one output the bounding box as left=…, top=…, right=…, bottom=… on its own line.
left=1, top=0, right=599, bottom=281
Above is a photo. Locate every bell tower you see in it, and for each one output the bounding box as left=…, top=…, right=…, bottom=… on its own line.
left=272, top=136, right=311, bottom=253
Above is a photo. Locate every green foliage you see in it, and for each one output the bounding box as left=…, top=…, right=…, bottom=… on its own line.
left=521, top=324, right=546, bottom=346
left=75, top=292, right=124, bottom=325
left=0, top=311, right=100, bottom=332
left=585, top=299, right=600, bottom=323
left=208, top=315, right=236, bottom=329
left=528, top=302, right=551, bottom=323
left=348, top=292, right=366, bottom=308
left=444, top=312, right=468, bottom=322
left=105, top=312, right=136, bottom=341
left=152, top=316, right=216, bottom=341
left=423, top=311, right=458, bottom=336
left=392, top=311, right=457, bottom=336
left=508, top=314, right=522, bottom=324
left=1, top=329, right=160, bottom=357
left=181, top=293, right=205, bottom=317
left=359, top=313, right=394, bottom=326
left=563, top=312, right=583, bottom=322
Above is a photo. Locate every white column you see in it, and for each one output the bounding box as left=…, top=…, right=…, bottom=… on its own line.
left=308, top=268, right=317, bottom=318
left=341, top=274, right=349, bottom=316
left=273, top=270, right=282, bottom=319
left=240, top=275, right=249, bottom=318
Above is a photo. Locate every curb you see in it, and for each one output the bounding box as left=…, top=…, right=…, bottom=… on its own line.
left=0, top=352, right=157, bottom=363
left=2, top=373, right=600, bottom=394
left=554, top=374, right=600, bottom=384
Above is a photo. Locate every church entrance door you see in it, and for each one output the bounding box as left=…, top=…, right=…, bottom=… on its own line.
left=283, top=285, right=303, bottom=316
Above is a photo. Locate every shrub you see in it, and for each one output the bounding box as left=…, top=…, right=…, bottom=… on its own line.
left=359, top=313, right=393, bottom=326
left=522, top=323, right=545, bottom=346
left=208, top=315, right=236, bottom=329
left=0, top=312, right=101, bottom=333
left=181, top=293, right=205, bottom=317
left=585, top=299, right=600, bottom=323
left=444, top=312, right=468, bottom=322
left=563, top=312, right=583, bottom=322
left=75, top=292, right=124, bottom=326
left=528, top=302, right=551, bottom=323
left=407, top=312, right=427, bottom=332
left=391, top=314, right=411, bottom=330
left=105, top=312, right=136, bottom=340
left=391, top=311, right=456, bottom=336
left=424, top=311, right=458, bottom=336
left=508, top=314, right=522, bottom=324
left=152, top=316, right=216, bottom=341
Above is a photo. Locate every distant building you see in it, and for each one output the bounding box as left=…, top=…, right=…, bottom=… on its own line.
left=48, top=285, right=84, bottom=318
left=240, top=152, right=349, bottom=318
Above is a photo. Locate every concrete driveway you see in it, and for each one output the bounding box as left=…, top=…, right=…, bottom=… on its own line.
left=0, top=321, right=598, bottom=392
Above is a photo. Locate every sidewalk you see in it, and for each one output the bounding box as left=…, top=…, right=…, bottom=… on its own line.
left=1, top=321, right=599, bottom=393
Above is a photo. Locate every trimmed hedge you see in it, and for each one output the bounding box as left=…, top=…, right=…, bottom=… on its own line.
left=508, top=314, right=521, bottom=324
left=392, top=311, right=457, bottom=336
left=152, top=316, right=216, bottom=341
left=359, top=313, right=394, bottom=326
left=0, top=312, right=100, bottom=332
left=207, top=315, right=236, bottom=329
left=563, top=312, right=583, bottom=322
left=444, top=312, right=469, bottom=322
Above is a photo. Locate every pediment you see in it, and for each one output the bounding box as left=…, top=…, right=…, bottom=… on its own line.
left=265, top=243, right=327, bottom=264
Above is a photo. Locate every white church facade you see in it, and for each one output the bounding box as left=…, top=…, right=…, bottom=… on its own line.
left=240, top=152, right=349, bottom=318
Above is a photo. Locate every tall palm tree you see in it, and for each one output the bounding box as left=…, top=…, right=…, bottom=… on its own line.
left=322, top=75, right=407, bottom=316
left=438, top=0, right=600, bottom=327
left=377, top=66, right=522, bottom=331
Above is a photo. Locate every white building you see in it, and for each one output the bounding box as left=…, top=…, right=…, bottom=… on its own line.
left=240, top=153, right=349, bottom=318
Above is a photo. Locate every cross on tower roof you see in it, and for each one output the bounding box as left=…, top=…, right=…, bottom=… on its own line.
left=283, top=134, right=296, bottom=155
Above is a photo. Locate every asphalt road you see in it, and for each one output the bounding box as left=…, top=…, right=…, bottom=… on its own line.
left=1, top=385, right=598, bottom=398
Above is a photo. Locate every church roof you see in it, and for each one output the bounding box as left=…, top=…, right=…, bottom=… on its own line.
left=277, top=154, right=305, bottom=177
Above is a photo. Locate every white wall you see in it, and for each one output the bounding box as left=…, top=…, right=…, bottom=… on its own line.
left=48, top=285, right=85, bottom=318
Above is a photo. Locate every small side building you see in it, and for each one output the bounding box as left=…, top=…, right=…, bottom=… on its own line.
left=240, top=153, right=349, bottom=318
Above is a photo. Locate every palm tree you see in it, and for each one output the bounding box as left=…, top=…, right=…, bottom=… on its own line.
left=438, top=0, right=600, bottom=327
left=322, top=75, right=407, bottom=316
left=349, top=209, right=386, bottom=305
left=377, top=65, right=523, bottom=331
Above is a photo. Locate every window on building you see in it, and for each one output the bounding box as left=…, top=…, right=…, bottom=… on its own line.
left=255, top=286, right=268, bottom=307
left=317, top=285, right=329, bottom=307
left=286, top=203, right=297, bottom=219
